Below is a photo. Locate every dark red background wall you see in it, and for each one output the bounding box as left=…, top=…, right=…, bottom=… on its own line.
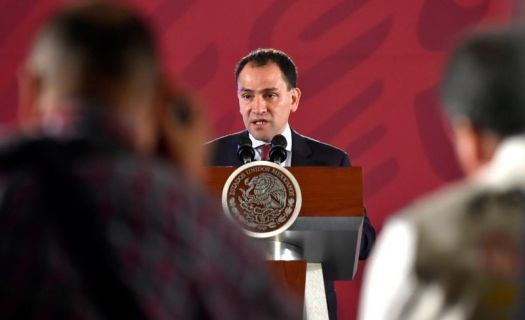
left=0, top=0, right=517, bottom=319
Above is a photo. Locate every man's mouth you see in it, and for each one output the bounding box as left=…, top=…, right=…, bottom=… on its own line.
left=251, top=119, right=269, bottom=126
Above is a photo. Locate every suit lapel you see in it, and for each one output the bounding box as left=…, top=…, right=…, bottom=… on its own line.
left=232, top=131, right=246, bottom=167
left=291, top=129, right=312, bottom=166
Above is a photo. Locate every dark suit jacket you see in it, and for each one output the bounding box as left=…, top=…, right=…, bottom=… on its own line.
left=207, top=129, right=375, bottom=260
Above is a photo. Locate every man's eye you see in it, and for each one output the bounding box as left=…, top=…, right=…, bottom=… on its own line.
left=265, top=93, right=278, bottom=99
left=241, top=94, right=252, bottom=100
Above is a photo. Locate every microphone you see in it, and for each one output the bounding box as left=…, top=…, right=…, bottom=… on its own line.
left=237, top=134, right=255, bottom=164
left=270, top=134, right=287, bottom=164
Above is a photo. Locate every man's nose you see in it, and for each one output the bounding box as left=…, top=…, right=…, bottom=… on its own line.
left=252, top=95, right=267, bottom=114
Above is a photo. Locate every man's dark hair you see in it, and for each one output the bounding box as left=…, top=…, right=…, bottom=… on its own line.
left=235, top=48, right=298, bottom=89
left=31, top=1, right=159, bottom=102
left=442, top=28, right=525, bottom=138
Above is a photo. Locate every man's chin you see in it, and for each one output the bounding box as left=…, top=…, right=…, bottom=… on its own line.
left=248, top=130, right=272, bottom=143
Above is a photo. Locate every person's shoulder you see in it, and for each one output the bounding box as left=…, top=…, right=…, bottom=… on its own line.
left=0, top=132, right=39, bottom=185
left=206, top=130, right=247, bottom=166
left=292, top=130, right=350, bottom=165
left=396, top=179, right=492, bottom=251
left=304, top=135, right=347, bottom=155
left=207, top=131, right=245, bottom=147
left=0, top=132, right=67, bottom=170
left=405, top=178, right=524, bottom=227
left=401, top=180, right=474, bottom=221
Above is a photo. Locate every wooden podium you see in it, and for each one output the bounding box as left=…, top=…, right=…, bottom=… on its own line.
left=205, top=166, right=364, bottom=318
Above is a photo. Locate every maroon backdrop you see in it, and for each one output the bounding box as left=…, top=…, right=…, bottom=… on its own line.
left=0, top=0, right=517, bottom=319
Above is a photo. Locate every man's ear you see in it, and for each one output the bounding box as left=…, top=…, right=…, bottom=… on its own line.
left=17, top=68, right=42, bottom=130
left=290, top=87, right=301, bottom=113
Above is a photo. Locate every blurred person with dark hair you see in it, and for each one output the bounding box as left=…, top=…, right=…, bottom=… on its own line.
left=0, top=1, right=299, bottom=319
left=359, top=28, right=525, bottom=320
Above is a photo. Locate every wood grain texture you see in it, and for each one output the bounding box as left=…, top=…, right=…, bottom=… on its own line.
left=205, top=166, right=364, bottom=217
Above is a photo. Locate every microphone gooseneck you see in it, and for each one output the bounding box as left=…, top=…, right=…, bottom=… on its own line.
left=270, top=134, right=287, bottom=164
left=237, top=134, right=255, bottom=164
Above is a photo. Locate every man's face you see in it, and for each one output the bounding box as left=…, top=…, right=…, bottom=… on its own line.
left=237, top=62, right=300, bottom=142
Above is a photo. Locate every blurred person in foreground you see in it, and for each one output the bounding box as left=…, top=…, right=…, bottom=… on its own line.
left=359, top=27, right=525, bottom=320
left=0, top=1, right=299, bottom=319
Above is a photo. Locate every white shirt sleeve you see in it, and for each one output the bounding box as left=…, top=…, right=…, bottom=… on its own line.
left=358, top=218, right=418, bottom=320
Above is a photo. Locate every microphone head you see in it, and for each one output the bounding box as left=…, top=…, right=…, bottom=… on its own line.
left=237, top=134, right=255, bottom=164
left=271, top=134, right=287, bottom=149
left=269, top=134, right=287, bottom=163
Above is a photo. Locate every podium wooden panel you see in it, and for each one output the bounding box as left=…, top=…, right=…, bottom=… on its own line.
left=267, top=260, right=306, bottom=315
left=204, top=166, right=363, bottom=217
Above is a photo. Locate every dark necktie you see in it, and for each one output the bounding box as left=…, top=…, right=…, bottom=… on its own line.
left=258, top=144, right=271, bottom=161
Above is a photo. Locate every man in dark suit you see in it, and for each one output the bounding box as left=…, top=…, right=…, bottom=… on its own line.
left=208, top=48, right=376, bottom=319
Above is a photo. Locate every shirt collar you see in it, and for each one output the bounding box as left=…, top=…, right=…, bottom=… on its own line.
left=249, top=124, right=293, bottom=152
left=475, top=134, right=525, bottom=187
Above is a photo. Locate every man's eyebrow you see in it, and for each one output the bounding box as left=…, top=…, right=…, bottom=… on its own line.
left=261, top=87, right=279, bottom=92
left=238, top=87, right=279, bottom=93
left=238, top=88, right=254, bottom=93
